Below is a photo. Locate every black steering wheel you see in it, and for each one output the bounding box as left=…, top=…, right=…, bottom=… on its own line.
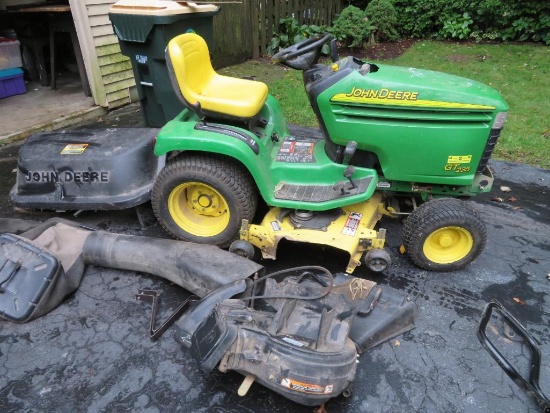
left=272, top=33, right=333, bottom=70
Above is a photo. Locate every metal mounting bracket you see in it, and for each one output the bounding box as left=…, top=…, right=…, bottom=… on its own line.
left=136, top=289, right=198, bottom=341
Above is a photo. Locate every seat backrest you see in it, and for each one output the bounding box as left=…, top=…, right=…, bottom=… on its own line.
left=166, top=33, right=215, bottom=108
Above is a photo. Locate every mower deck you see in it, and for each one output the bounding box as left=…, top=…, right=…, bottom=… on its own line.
left=242, top=192, right=386, bottom=273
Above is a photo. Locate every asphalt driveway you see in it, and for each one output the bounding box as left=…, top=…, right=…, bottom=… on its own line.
left=0, top=117, right=548, bottom=412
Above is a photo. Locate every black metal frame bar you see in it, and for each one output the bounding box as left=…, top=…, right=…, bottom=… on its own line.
left=477, top=300, right=550, bottom=412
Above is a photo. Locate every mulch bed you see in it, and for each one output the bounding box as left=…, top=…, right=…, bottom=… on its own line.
left=337, top=38, right=417, bottom=60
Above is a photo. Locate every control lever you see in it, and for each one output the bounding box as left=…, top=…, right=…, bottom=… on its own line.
left=343, top=141, right=357, bottom=164
left=344, top=165, right=357, bottom=190
left=330, top=38, right=339, bottom=63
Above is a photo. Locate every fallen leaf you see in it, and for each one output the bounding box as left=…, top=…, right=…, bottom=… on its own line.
left=399, top=244, right=406, bottom=255
left=513, top=297, right=525, bottom=305
left=394, top=340, right=401, bottom=347
left=313, top=403, right=328, bottom=413
left=500, top=186, right=512, bottom=192
left=491, top=197, right=504, bottom=202
left=508, top=197, right=517, bottom=202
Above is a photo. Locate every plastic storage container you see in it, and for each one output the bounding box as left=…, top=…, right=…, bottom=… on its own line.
left=0, top=38, right=22, bottom=70
left=0, top=68, right=26, bottom=98
left=109, top=0, right=220, bottom=127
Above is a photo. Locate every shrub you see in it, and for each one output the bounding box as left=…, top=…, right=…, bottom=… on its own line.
left=365, top=0, right=399, bottom=41
left=441, top=12, right=473, bottom=40
left=267, top=18, right=329, bottom=55
left=391, top=0, right=550, bottom=44
left=454, top=0, right=549, bottom=43
left=329, top=5, right=374, bottom=47
left=391, top=0, right=446, bottom=38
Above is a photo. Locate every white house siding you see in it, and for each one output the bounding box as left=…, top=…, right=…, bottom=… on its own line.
left=70, top=0, right=136, bottom=109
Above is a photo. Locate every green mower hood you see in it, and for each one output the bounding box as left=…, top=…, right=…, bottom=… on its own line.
left=314, top=58, right=509, bottom=186
left=329, top=63, right=508, bottom=113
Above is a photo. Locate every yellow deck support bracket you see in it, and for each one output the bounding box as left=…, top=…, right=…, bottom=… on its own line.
left=242, top=193, right=388, bottom=274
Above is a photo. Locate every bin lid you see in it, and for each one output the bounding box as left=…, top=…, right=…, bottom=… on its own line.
left=0, top=67, right=23, bottom=78
left=110, top=0, right=218, bottom=15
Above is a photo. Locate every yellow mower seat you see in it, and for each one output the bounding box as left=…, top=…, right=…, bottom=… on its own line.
left=167, top=33, right=268, bottom=119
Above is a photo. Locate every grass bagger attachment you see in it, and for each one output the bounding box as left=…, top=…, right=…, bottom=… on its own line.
left=0, top=219, right=414, bottom=407
left=174, top=266, right=414, bottom=406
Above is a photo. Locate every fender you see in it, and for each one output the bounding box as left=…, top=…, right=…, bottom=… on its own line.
left=194, top=123, right=260, bottom=155
left=154, top=111, right=273, bottom=198
left=154, top=108, right=379, bottom=211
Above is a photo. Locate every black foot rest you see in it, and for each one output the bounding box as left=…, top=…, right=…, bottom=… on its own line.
left=274, top=177, right=373, bottom=202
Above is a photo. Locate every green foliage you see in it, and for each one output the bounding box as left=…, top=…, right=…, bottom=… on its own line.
left=267, top=18, right=329, bottom=55
left=329, top=5, right=374, bottom=48
left=365, top=0, right=399, bottom=41
left=391, top=0, right=550, bottom=44
left=391, top=0, right=446, bottom=38
left=441, top=12, right=473, bottom=40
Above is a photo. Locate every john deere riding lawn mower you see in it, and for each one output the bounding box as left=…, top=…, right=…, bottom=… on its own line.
left=149, top=32, right=508, bottom=273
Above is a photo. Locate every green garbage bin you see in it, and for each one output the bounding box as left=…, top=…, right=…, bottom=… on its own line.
left=109, top=0, right=220, bottom=127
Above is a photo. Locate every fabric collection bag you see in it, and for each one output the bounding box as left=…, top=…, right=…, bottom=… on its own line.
left=0, top=218, right=90, bottom=322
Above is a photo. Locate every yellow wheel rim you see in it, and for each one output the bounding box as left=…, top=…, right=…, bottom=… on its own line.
left=423, top=226, right=473, bottom=264
left=168, top=182, right=230, bottom=237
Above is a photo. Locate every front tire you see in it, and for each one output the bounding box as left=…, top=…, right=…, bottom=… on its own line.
left=403, top=198, right=486, bottom=271
left=151, top=155, right=257, bottom=248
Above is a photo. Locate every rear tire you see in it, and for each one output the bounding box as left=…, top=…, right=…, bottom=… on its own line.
left=151, top=155, right=257, bottom=248
left=403, top=198, right=486, bottom=271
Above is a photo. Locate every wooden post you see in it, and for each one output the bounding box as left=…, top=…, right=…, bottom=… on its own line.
left=252, top=0, right=260, bottom=59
